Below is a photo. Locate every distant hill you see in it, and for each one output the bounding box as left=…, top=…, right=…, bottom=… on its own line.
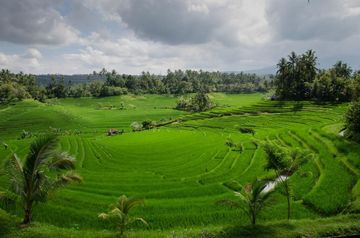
left=243, top=66, right=276, bottom=75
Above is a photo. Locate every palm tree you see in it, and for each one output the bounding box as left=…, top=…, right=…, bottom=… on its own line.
left=0, top=135, right=82, bottom=224
left=235, top=179, right=273, bottom=225
left=99, top=195, right=147, bottom=237
left=263, top=143, right=311, bottom=220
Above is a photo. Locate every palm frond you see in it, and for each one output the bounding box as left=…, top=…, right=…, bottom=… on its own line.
left=117, top=195, right=143, bottom=214
left=122, top=197, right=144, bottom=214
left=52, top=171, right=82, bottom=189
left=32, top=173, right=52, bottom=203
left=1, top=141, right=8, bottom=149
left=4, top=154, right=24, bottom=196
left=132, top=217, right=148, bottom=226
left=23, top=135, right=58, bottom=180
left=0, top=190, right=17, bottom=207
left=48, top=152, right=75, bottom=170
left=98, top=212, right=109, bottom=220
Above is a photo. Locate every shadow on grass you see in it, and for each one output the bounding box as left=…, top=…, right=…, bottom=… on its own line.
left=273, top=101, right=286, bottom=108
left=218, top=223, right=296, bottom=238
left=292, top=102, right=303, bottom=113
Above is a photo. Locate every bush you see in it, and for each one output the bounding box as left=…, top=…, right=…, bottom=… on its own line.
left=345, top=100, right=360, bottom=142
left=176, top=92, right=213, bottom=112
left=239, top=128, right=255, bottom=135
left=130, top=122, right=143, bottom=132
left=0, top=209, right=15, bottom=236
left=142, top=120, right=156, bottom=130
left=99, top=86, right=128, bottom=97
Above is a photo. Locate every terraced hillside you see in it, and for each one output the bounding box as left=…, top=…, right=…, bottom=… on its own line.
left=0, top=93, right=359, bottom=235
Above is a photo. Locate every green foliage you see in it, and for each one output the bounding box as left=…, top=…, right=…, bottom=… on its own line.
left=141, top=120, right=156, bottom=130
left=234, top=179, right=273, bottom=225
left=0, top=69, right=40, bottom=104
left=312, top=69, right=353, bottom=102
left=275, top=50, right=317, bottom=100
left=1, top=135, right=82, bottom=224
left=0, top=209, right=15, bottom=236
left=130, top=121, right=143, bottom=132
left=345, top=100, right=360, bottom=142
left=353, top=73, right=360, bottom=100
left=239, top=128, right=255, bottom=135
left=263, top=143, right=311, bottom=219
left=218, top=214, right=360, bottom=238
left=98, top=195, right=147, bottom=237
left=46, top=76, right=70, bottom=98
left=274, top=51, right=356, bottom=102
left=176, top=92, right=213, bottom=112
left=218, top=179, right=272, bottom=225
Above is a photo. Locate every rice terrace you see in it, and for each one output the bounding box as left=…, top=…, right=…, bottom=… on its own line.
left=0, top=1, right=360, bottom=238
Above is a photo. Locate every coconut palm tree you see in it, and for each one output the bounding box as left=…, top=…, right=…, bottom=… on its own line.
left=235, top=179, right=273, bottom=226
left=0, top=135, right=82, bottom=224
left=263, top=143, right=311, bottom=220
left=99, top=195, right=147, bottom=237
left=217, top=179, right=273, bottom=226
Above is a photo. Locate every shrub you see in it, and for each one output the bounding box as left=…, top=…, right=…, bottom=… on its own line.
left=142, top=120, right=156, bottom=130
left=0, top=209, right=14, bottom=236
left=239, top=128, right=255, bottom=135
left=176, top=92, right=213, bottom=112
left=345, top=100, right=360, bottom=142
left=130, top=122, right=143, bottom=132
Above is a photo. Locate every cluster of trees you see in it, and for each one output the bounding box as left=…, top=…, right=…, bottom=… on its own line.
left=176, top=92, right=213, bottom=112
left=102, top=69, right=267, bottom=95
left=0, top=69, right=45, bottom=104
left=274, top=50, right=359, bottom=102
left=130, top=120, right=157, bottom=132
left=0, top=68, right=268, bottom=104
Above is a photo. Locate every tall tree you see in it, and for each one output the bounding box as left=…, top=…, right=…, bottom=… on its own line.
left=263, top=143, right=310, bottom=220
left=274, top=50, right=318, bottom=100
left=332, top=61, right=352, bottom=78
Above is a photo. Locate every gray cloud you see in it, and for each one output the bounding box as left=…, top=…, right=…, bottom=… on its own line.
left=0, top=0, right=78, bottom=45
left=266, top=0, right=360, bottom=41
left=0, top=0, right=359, bottom=74
left=115, top=0, right=221, bottom=45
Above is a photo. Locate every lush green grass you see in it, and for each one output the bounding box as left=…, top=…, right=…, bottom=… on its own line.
left=1, top=209, right=359, bottom=238
left=0, top=93, right=359, bottom=236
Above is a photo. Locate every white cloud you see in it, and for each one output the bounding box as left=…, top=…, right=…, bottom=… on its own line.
left=0, top=0, right=359, bottom=74
left=0, top=49, right=41, bottom=72
left=0, top=0, right=79, bottom=45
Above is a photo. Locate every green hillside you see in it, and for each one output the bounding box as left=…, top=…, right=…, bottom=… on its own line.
left=0, top=93, right=359, bottom=237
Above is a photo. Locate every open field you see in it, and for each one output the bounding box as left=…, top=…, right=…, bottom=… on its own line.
left=0, top=93, right=359, bottom=237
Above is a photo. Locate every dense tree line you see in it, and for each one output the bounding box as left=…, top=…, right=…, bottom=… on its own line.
left=0, top=68, right=268, bottom=104
left=274, top=50, right=359, bottom=102
left=101, top=69, right=267, bottom=94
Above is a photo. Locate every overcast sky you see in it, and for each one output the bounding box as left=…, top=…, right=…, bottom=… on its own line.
left=0, top=0, right=359, bottom=74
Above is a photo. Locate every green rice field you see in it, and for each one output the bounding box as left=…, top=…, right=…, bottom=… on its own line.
left=0, top=93, right=359, bottom=237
